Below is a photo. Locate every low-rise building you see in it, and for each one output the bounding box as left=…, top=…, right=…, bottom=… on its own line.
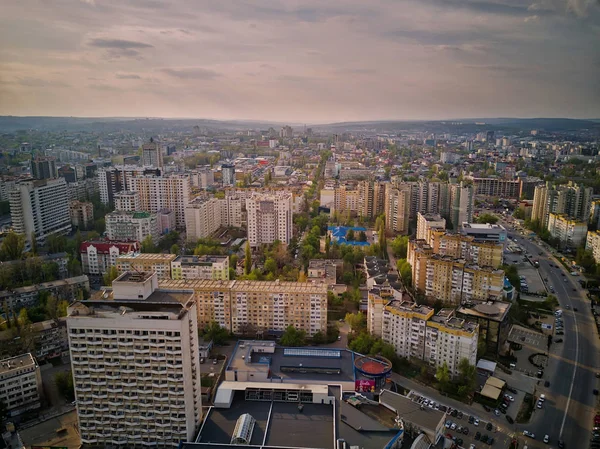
left=116, top=253, right=177, bottom=279
left=307, top=259, right=342, bottom=286
left=171, top=255, right=230, bottom=280
left=105, top=210, right=160, bottom=243
left=547, top=213, right=588, bottom=248
left=80, top=240, right=140, bottom=275
left=69, top=200, right=94, bottom=230
left=0, top=353, right=42, bottom=417
left=460, top=223, right=507, bottom=245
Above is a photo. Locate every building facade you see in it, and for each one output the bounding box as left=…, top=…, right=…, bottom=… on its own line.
left=69, top=200, right=94, bottom=230
left=67, top=271, right=202, bottom=447
left=141, top=138, right=164, bottom=168
left=416, top=213, right=446, bottom=241
left=114, top=191, right=142, bottom=212
left=171, top=255, right=230, bottom=280
left=31, top=157, right=57, bottom=180
left=116, top=253, right=177, bottom=280
left=0, top=353, right=42, bottom=416
left=9, top=177, right=71, bottom=245
left=105, top=211, right=160, bottom=243
left=80, top=241, right=140, bottom=275
left=547, top=213, right=588, bottom=248
left=246, top=192, right=293, bottom=247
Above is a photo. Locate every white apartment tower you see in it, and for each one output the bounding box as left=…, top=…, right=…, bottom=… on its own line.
left=9, top=178, right=71, bottom=245
left=142, top=138, right=164, bottom=168
left=449, top=182, right=474, bottom=229
left=185, top=198, right=223, bottom=241
left=67, top=271, right=202, bottom=448
left=129, top=174, right=191, bottom=229
left=246, top=192, right=293, bottom=247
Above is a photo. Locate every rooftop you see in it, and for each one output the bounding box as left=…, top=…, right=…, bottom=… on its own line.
left=384, top=300, right=434, bottom=317
left=461, top=222, right=506, bottom=231
left=380, top=390, right=446, bottom=432
left=159, top=279, right=327, bottom=294
left=114, top=271, right=155, bottom=284
left=174, top=255, right=229, bottom=264
left=117, top=252, right=177, bottom=261
left=458, top=301, right=511, bottom=322
left=0, top=353, right=37, bottom=375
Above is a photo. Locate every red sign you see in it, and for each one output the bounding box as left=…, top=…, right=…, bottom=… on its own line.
left=355, top=379, right=376, bottom=393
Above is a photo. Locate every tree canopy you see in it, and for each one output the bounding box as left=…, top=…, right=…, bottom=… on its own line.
left=280, top=325, right=306, bottom=347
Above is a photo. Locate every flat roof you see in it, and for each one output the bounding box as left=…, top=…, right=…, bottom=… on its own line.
left=457, top=301, right=511, bottom=322
left=461, top=223, right=506, bottom=231
left=380, top=390, right=445, bottom=432
left=0, top=353, right=36, bottom=375
left=114, top=271, right=155, bottom=283
left=117, top=253, right=177, bottom=261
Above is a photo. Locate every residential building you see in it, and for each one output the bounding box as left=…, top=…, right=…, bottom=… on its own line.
left=141, top=138, right=164, bottom=168
left=158, top=209, right=176, bottom=234
left=0, top=353, right=42, bottom=417
left=114, top=191, right=141, bottom=212
left=246, top=192, right=293, bottom=247
left=190, top=167, right=215, bottom=189
left=416, top=213, right=446, bottom=241
left=0, top=275, right=89, bottom=312
left=460, top=223, right=507, bottom=245
left=547, top=213, right=588, bottom=248
left=587, top=231, right=600, bottom=263
left=30, top=318, right=69, bottom=361
left=67, top=271, right=202, bottom=447
left=129, top=174, right=191, bottom=229
left=31, top=157, right=57, bottom=180
left=220, top=196, right=243, bottom=228
left=116, top=253, right=177, bottom=280
left=381, top=299, right=434, bottom=359
left=185, top=197, right=222, bottom=241
left=448, top=182, right=473, bottom=229
left=385, top=184, right=411, bottom=235
left=159, top=279, right=328, bottom=336
left=470, top=177, right=520, bottom=199
left=532, top=181, right=593, bottom=228
left=171, top=255, right=230, bottom=280
left=9, top=177, right=71, bottom=245
left=66, top=178, right=99, bottom=202
left=80, top=240, right=140, bottom=275
left=424, top=309, right=478, bottom=377
left=97, top=165, right=160, bottom=205
left=519, top=177, right=544, bottom=200
left=222, top=164, right=235, bottom=187
left=69, top=200, right=94, bottom=230
left=105, top=211, right=160, bottom=243
left=590, top=199, right=600, bottom=229
left=307, top=259, right=343, bottom=286
left=406, top=240, right=434, bottom=293
left=457, top=301, right=511, bottom=355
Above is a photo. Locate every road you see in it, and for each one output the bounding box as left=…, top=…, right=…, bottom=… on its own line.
left=507, top=226, right=599, bottom=448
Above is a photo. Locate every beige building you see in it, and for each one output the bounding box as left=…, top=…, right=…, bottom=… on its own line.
left=171, top=255, right=230, bottom=280
left=547, top=213, right=588, bottom=248
left=381, top=299, right=434, bottom=359
left=69, top=200, right=94, bottom=230
left=586, top=230, right=600, bottom=264
left=0, top=353, right=43, bottom=417
left=246, top=192, right=293, bottom=247
left=159, top=279, right=327, bottom=336
left=105, top=211, right=160, bottom=243
left=116, top=253, right=176, bottom=280
left=114, top=191, right=141, bottom=212
left=129, top=174, right=191, bottom=229
left=385, top=184, right=411, bottom=235
left=416, top=213, right=446, bottom=241
left=185, top=198, right=223, bottom=241
left=67, top=272, right=202, bottom=447
left=141, top=138, right=164, bottom=168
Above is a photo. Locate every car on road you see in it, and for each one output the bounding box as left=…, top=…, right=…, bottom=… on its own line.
left=556, top=330, right=564, bottom=335
left=555, top=338, right=563, bottom=343
left=537, top=400, right=543, bottom=409
left=544, top=434, right=550, bottom=443
left=494, top=409, right=500, bottom=416
left=523, top=430, right=535, bottom=439
left=469, top=445, right=476, bottom=449
left=506, top=416, right=514, bottom=424
left=594, top=389, right=599, bottom=395
left=445, top=420, right=452, bottom=428
left=486, top=422, right=493, bottom=431
left=545, top=380, right=550, bottom=387
left=573, top=307, right=578, bottom=311
left=474, top=418, right=480, bottom=426
left=483, top=405, right=491, bottom=412
left=475, top=431, right=481, bottom=440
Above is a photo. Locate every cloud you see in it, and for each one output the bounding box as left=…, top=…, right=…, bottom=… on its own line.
left=161, top=67, right=222, bottom=80
left=116, top=73, right=142, bottom=79
left=88, top=38, right=153, bottom=49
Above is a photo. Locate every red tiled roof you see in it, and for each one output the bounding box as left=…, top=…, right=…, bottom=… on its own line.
left=80, top=240, right=140, bottom=254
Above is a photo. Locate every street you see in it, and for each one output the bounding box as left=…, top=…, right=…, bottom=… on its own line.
left=506, top=226, right=600, bottom=448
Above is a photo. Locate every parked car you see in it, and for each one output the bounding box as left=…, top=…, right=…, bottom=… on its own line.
left=506, top=416, right=514, bottom=424
left=486, top=423, right=493, bottom=431
left=523, top=430, right=535, bottom=439
left=555, top=338, right=563, bottom=343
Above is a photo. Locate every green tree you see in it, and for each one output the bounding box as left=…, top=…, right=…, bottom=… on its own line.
left=458, top=358, right=477, bottom=392
left=346, top=229, right=355, bottom=241
left=264, top=257, right=278, bottom=276
left=46, top=234, right=67, bottom=253
left=348, top=332, right=376, bottom=354
left=244, top=242, right=252, bottom=275
left=280, top=325, right=306, bottom=347
left=391, top=236, right=409, bottom=259
left=436, top=362, right=450, bottom=391
left=57, top=300, right=69, bottom=317
left=345, top=312, right=366, bottom=334
left=170, top=244, right=180, bottom=255
left=325, top=234, right=331, bottom=257
left=357, top=231, right=367, bottom=242
left=30, top=232, right=38, bottom=256
left=68, top=256, right=82, bottom=276
left=397, top=258, right=412, bottom=287
left=203, top=321, right=230, bottom=345
left=45, top=295, right=58, bottom=320
left=0, top=231, right=25, bottom=261
left=141, top=236, right=157, bottom=253
left=311, top=331, right=325, bottom=345
left=42, top=262, right=59, bottom=282
left=476, top=213, right=499, bottom=224
left=103, top=265, right=120, bottom=286
left=54, top=371, right=75, bottom=402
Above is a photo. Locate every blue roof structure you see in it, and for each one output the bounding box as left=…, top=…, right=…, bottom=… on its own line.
left=327, top=226, right=370, bottom=246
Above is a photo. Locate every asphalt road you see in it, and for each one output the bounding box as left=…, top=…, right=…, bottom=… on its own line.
left=507, top=227, right=599, bottom=448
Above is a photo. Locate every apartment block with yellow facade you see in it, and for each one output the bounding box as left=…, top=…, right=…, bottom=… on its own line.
left=159, top=279, right=327, bottom=336
left=381, top=300, right=434, bottom=359
left=407, top=239, right=434, bottom=293
left=115, top=253, right=176, bottom=280
left=586, top=230, right=600, bottom=264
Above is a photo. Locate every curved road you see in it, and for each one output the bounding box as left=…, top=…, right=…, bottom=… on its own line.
left=508, top=227, right=599, bottom=448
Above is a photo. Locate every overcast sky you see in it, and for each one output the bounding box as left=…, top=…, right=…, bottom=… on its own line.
left=0, top=0, right=599, bottom=122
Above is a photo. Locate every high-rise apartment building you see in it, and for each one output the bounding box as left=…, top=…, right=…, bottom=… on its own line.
left=97, top=166, right=160, bottom=205
left=116, top=253, right=176, bottom=280
left=67, top=271, right=202, bottom=447
left=9, top=178, right=71, bottom=245
left=141, top=138, right=164, bottom=168
left=547, top=213, right=588, bottom=248
left=0, top=353, right=43, bottom=416
left=470, top=177, right=520, bottom=199
left=114, top=191, right=142, bottom=212
left=246, top=192, right=293, bottom=247
left=129, top=174, right=191, bottom=229
left=69, top=200, right=94, bottom=230
left=222, top=164, right=236, bottom=187
left=416, top=213, right=446, bottom=241
left=532, top=181, right=593, bottom=228
left=448, top=181, right=474, bottom=229
left=586, top=231, right=600, bottom=263
left=385, top=184, right=411, bottom=235
left=185, top=198, right=223, bottom=241
left=171, top=255, right=230, bottom=280
left=105, top=211, right=160, bottom=243
left=159, top=279, right=327, bottom=336
left=31, top=156, right=57, bottom=180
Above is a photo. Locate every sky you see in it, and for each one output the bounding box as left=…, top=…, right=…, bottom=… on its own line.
left=0, top=0, right=599, bottom=123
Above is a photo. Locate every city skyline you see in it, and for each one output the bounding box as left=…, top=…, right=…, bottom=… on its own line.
left=1, top=0, right=599, bottom=122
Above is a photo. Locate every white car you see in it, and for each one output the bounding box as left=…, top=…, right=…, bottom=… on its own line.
left=544, top=434, right=550, bottom=443
left=523, top=430, right=535, bottom=439
left=537, top=401, right=543, bottom=409
left=474, top=418, right=480, bottom=426
left=539, top=394, right=546, bottom=401
left=469, top=445, right=476, bottom=449
left=504, top=394, right=515, bottom=402
left=494, top=409, right=500, bottom=416
left=451, top=423, right=456, bottom=430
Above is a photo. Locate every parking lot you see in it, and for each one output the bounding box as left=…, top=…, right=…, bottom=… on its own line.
left=408, top=392, right=515, bottom=448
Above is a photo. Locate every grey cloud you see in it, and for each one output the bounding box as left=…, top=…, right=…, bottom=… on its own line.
left=15, top=77, right=69, bottom=88
left=88, top=38, right=153, bottom=49
left=116, top=74, right=142, bottom=79
left=161, top=67, right=221, bottom=79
